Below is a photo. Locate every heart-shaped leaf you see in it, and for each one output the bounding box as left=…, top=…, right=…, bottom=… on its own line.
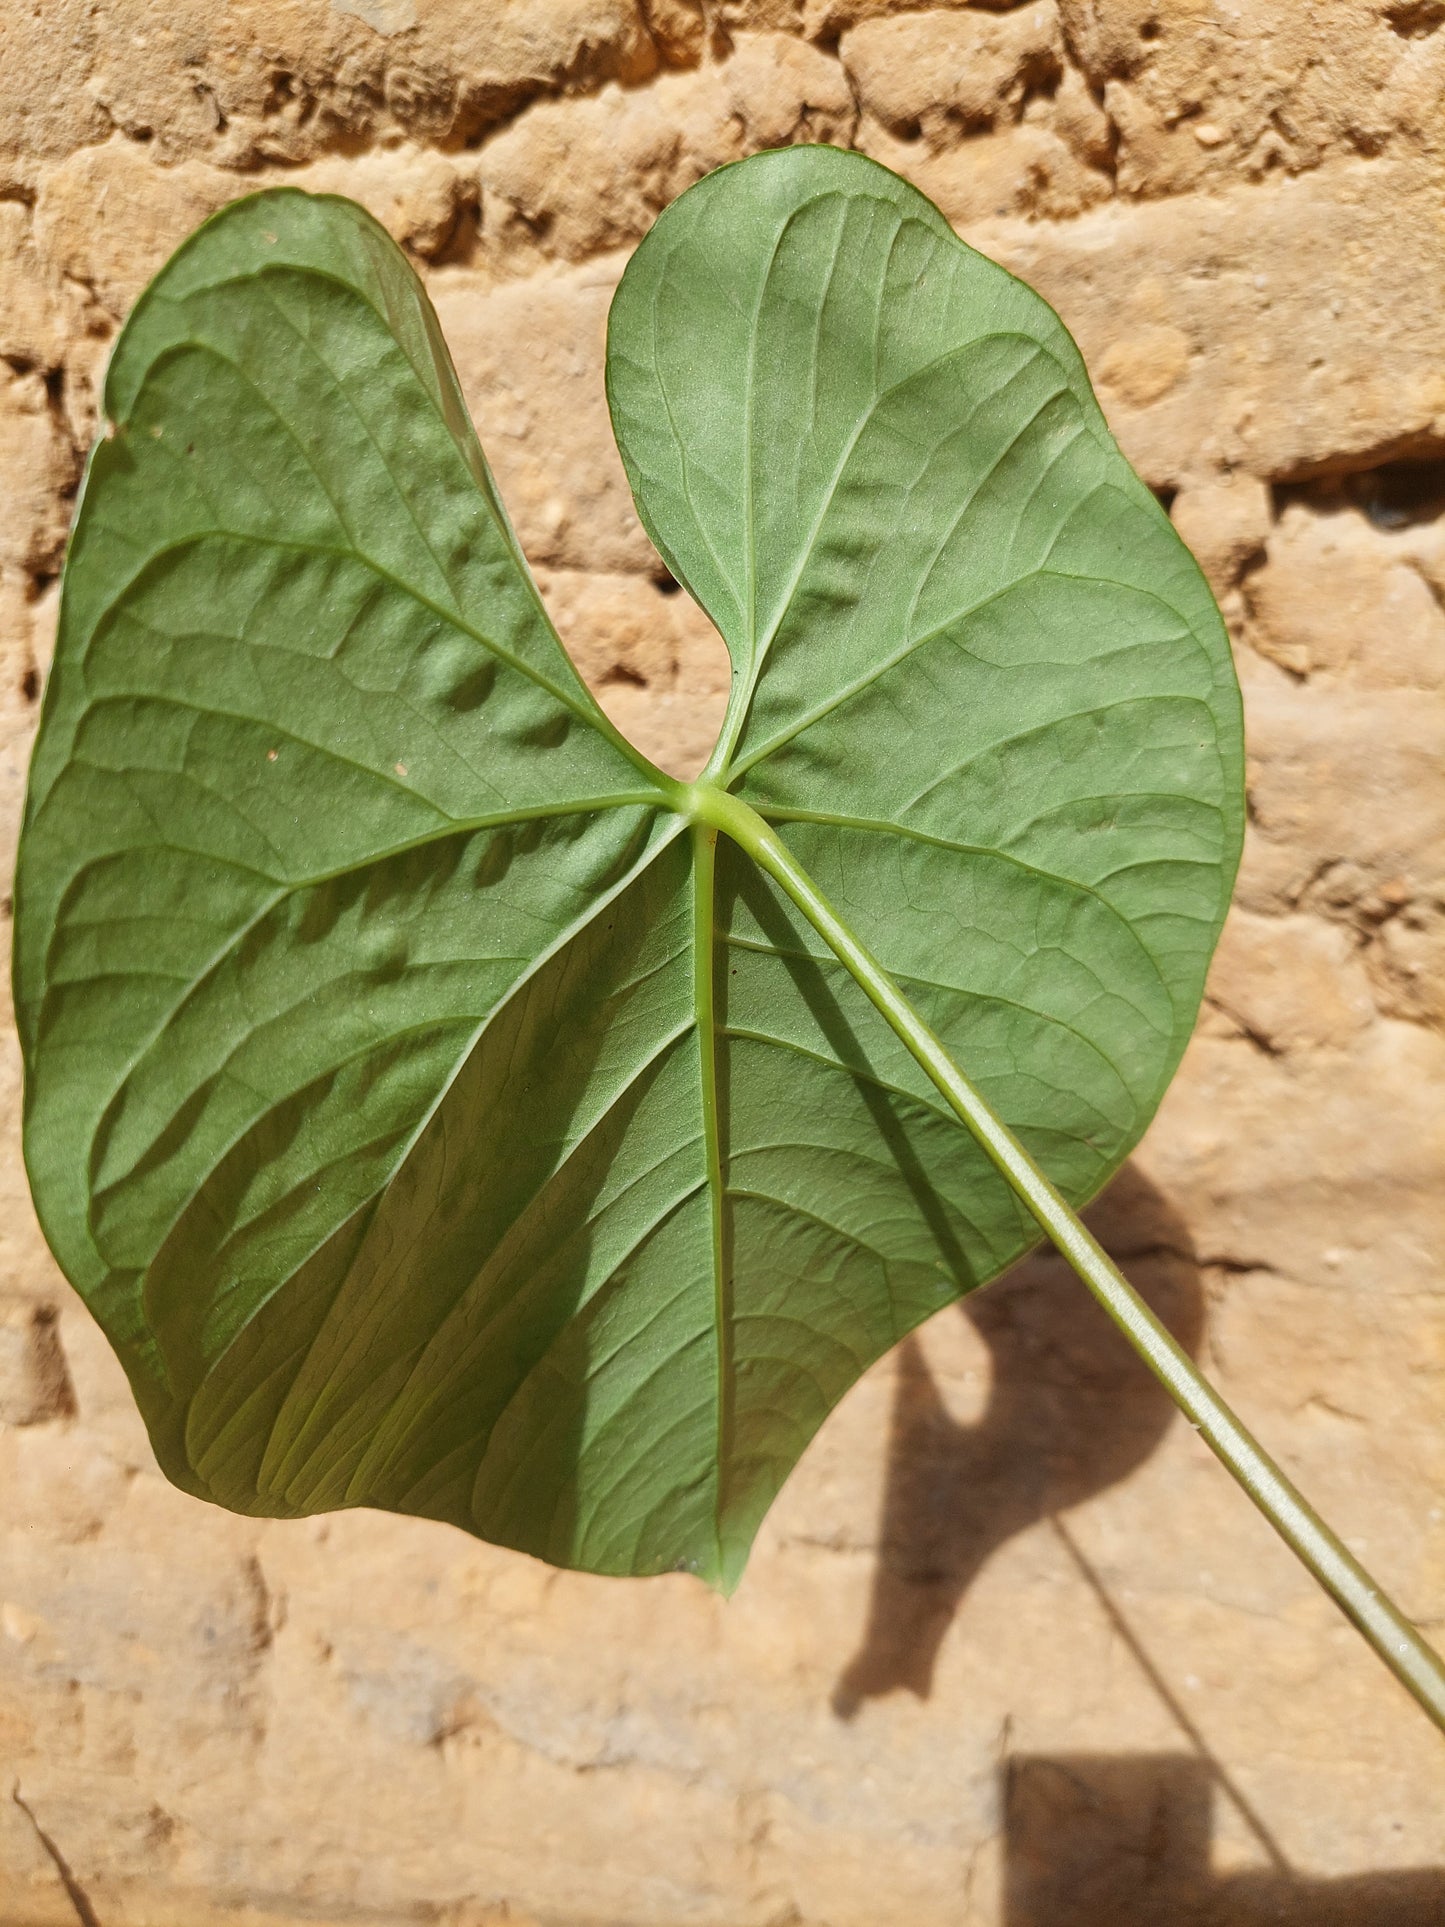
left=16, top=148, right=1242, bottom=1587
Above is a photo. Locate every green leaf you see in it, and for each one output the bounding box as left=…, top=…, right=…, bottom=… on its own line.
left=15, top=148, right=1242, bottom=1588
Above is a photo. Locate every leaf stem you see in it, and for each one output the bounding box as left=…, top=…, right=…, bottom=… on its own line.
left=688, top=780, right=1445, bottom=1737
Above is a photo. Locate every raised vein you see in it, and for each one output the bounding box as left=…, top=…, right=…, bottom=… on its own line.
left=691, top=818, right=731, bottom=1571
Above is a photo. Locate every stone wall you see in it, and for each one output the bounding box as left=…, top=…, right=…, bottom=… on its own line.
left=3, top=3, right=1445, bottom=1922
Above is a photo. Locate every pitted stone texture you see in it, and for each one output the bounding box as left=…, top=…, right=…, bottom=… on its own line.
left=432, top=266, right=657, bottom=576
left=480, top=37, right=857, bottom=270
left=1056, top=0, right=1445, bottom=197
left=3, top=2, right=1445, bottom=1923
left=844, top=4, right=1117, bottom=222
left=0, top=0, right=668, bottom=169
left=32, top=138, right=481, bottom=317
left=841, top=4, right=1066, bottom=140
left=534, top=567, right=731, bottom=775
left=966, top=159, right=1445, bottom=489
left=0, top=1298, right=74, bottom=1427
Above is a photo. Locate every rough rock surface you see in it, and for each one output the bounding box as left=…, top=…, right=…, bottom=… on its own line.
left=3, top=3, right=1445, bottom=1923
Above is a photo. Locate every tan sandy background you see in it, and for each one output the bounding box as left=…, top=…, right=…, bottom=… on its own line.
left=2, top=3, right=1445, bottom=1922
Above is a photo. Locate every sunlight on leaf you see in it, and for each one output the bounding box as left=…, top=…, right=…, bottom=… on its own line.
left=14, top=149, right=1242, bottom=1587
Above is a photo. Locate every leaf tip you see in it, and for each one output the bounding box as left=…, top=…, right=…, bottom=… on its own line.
left=708, top=1538, right=752, bottom=1600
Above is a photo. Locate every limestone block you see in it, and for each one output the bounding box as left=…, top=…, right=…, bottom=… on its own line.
left=0, top=1297, right=74, bottom=1426
left=296, top=146, right=476, bottom=260
left=841, top=3, right=1064, bottom=142
left=1246, top=492, right=1445, bottom=688
left=34, top=141, right=473, bottom=325
left=1170, top=477, right=1271, bottom=600
left=1236, top=679, right=1445, bottom=911
left=840, top=4, right=1125, bottom=223
left=1142, top=1016, right=1445, bottom=1298
left=33, top=139, right=237, bottom=317
left=806, top=0, right=1019, bottom=38
left=479, top=71, right=725, bottom=268
left=1205, top=1263, right=1445, bottom=1616
left=1369, top=890, right=1445, bottom=1031
left=969, top=158, right=1445, bottom=488
left=1057, top=0, right=1444, bottom=196
left=643, top=0, right=709, bottom=66
left=1205, top=910, right=1375, bottom=1055
left=724, top=30, right=859, bottom=148
left=540, top=567, right=681, bottom=690
left=1042, top=59, right=1121, bottom=174
left=0, top=575, right=50, bottom=902
left=534, top=566, right=730, bottom=776
left=480, top=37, right=855, bottom=269
left=0, top=1024, right=59, bottom=1299
left=861, top=111, right=1114, bottom=223
left=0, top=203, right=65, bottom=371
left=432, top=265, right=655, bottom=574
left=0, top=366, right=75, bottom=574
left=712, top=0, right=808, bottom=32
left=0, top=0, right=663, bottom=168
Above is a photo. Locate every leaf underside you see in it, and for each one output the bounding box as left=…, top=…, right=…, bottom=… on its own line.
left=15, top=148, right=1243, bottom=1588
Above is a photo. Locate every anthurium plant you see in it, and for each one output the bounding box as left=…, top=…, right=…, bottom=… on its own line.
left=15, top=145, right=1444, bottom=1729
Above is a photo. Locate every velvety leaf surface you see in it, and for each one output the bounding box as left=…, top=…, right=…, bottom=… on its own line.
left=16, top=150, right=1243, bottom=1587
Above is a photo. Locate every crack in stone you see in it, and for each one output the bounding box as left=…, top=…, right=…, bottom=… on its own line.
left=10, top=1785, right=102, bottom=1927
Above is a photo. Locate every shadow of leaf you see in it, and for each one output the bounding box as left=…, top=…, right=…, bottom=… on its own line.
left=833, top=1162, right=1202, bottom=1716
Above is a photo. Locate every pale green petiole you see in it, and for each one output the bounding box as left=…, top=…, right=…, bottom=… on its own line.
left=681, top=779, right=1445, bottom=1737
